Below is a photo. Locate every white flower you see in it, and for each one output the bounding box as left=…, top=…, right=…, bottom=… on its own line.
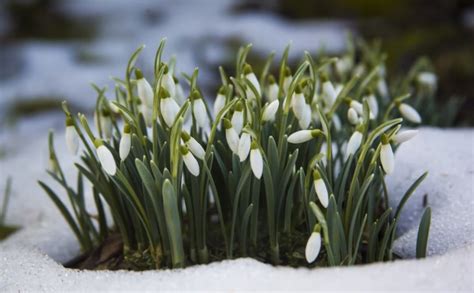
left=231, top=102, right=244, bottom=134
left=298, top=103, right=311, bottom=129
left=291, top=86, right=306, bottom=120
left=367, top=94, right=379, bottom=118
left=161, top=66, right=176, bottom=98
left=347, top=107, right=359, bottom=125
left=250, top=142, right=263, bottom=179
left=321, top=78, right=337, bottom=107
left=65, top=118, right=79, bottom=155
left=181, top=131, right=205, bottom=160
left=95, top=141, right=116, bottom=176
left=181, top=146, right=200, bottom=176
left=160, top=88, right=180, bottom=128
left=350, top=100, right=363, bottom=116
left=380, top=140, right=394, bottom=174
left=119, top=125, right=131, bottom=161
left=214, top=87, right=227, bottom=117
left=398, top=103, right=421, bottom=124
left=262, top=100, right=279, bottom=122
left=345, top=130, right=363, bottom=160
left=282, top=67, right=292, bottom=94
left=267, top=75, right=279, bottom=101
left=305, top=230, right=321, bottom=263
left=417, top=72, right=437, bottom=90
left=335, top=55, right=353, bottom=76
left=192, top=91, right=209, bottom=129
left=174, top=79, right=186, bottom=105
left=332, top=114, right=342, bottom=131
left=288, top=129, right=322, bottom=144
left=377, top=78, right=389, bottom=99
left=393, top=129, right=418, bottom=144
left=238, top=132, right=251, bottom=162
left=136, top=69, right=154, bottom=107
left=244, top=64, right=261, bottom=97
left=313, top=171, right=328, bottom=208
left=224, top=119, right=239, bottom=154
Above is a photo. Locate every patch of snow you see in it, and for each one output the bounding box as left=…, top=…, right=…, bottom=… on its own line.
left=0, top=127, right=473, bottom=291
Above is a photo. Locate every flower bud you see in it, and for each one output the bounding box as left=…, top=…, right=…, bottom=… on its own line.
left=238, top=132, right=251, bottom=162
left=181, top=131, right=205, bottom=160
left=347, top=107, right=359, bottom=125
left=160, top=87, right=180, bottom=127
left=266, top=75, right=279, bottom=101
left=398, top=103, right=421, bottom=124
left=65, top=116, right=79, bottom=155
left=288, top=129, right=322, bottom=144
left=305, top=225, right=322, bottom=263
left=345, top=130, right=363, bottom=160
left=95, top=139, right=116, bottom=176
left=181, top=145, right=200, bottom=176
left=119, top=124, right=131, bottom=161
left=135, top=69, right=154, bottom=107
left=313, top=170, right=328, bottom=208
left=214, top=86, right=227, bottom=117
left=250, top=142, right=263, bottom=179
left=262, top=100, right=279, bottom=122
left=380, top=134, right=394, bottom=174
left=393, top=129, right=418, bottom=144
left=231, top=102, right=244, bottom=134
left=192, top=90, right=209, bottom=129
left=224, top=119, right=239, bottom=154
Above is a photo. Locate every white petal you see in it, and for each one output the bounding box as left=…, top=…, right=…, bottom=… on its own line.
left=231, top=111, right=244, bottom=134
left=393, top=129, right=418, bottom=144
left=367, top=94, right=379, bottom=118
left=381, top=143, right=395, bottom=174
left=226, top=127, right=240, bottom=154
left=314, top=179, right=329, bottom=208
left=119, top=133, right=131, bottom=160
left=161, top=97, right=180, bottom=127
left=213, top=94, right=226, bottom=117
left=322, top=81, right=337, bottom=107
left=350, top=100, right=363, bottom=116
left=246, top=73, right=261, bottom=96
left=97, top=145, right=116, bottom=175
left=347, top=107, right=359, bottom=125
left=65, top=126, right=79, bottom=154
left=187, top=137, right=205, bottom=160
left=332, top=114, right=342, bottom=131
left=377, top=79, right=389, bottom=98
left=137, top=78, right=154, bottom=107
left=283, top=76, right=292, bottom=94
left=162, top=73, right=176, bottom=97
left=140, top=104, right=153, bottom=127
left=183, top=152, right=200, bottom=176
left=250, top=149, right=263, bottom=179
left=298, top=104, right=311, bottom=129
left=175, top=83, right=186, bottom=105
left=417, top=72, right=437, bottom=89
left=194, top=99, right=209, bottom=128
left=238, top=133, right=251, bottom=162
left=262, top=100, right=279, bottom=122
left=305, top=232, right=321, bottom=263
left=288, top=130, right=313, bottom=144
left=267, top=83, right=279, bottom=101
left=399, top=103, right=421, bottom=124
left=292, top=92, right=306, bottom=119
left=345, top=131, right=363, bottom=160
left=101, top=116, right=112, bottom=139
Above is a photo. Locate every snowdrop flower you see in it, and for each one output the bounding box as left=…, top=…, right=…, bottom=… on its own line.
left=174, top=77, right=186, bottom=105
left=214, top=86, right=227, bottom=117
left=321, top=75, right=337, bottom=107
left=119, top=124, right=131, bottom=161
left=347, top=107, right=359, bottom=125
left=377, top=78, right=389, bottom=99
left=393, top=129, right=418, bottom=144
left=244, top=63, right=261, bottom=97
left=250, top=141, right=263, bottom=179
left=238, top=132, right=251, bottom=162
left=223, top=119, right=239, bottom=154
left=417, top=71, right=437, bottom=91
left=291, top=85, right=306, bottom=120
left=380, top=135, right=394, bottom=174
left=305, top=225, right=322, bottom=263
left=192, top=90, right=209, bottom=129
left=160, top=87, right=180, bottom=128
left=282, top=66, right=292, bottom=94
left=135, top=69, right=154, bottom=107
left=367, top=93, right=379, bottom=118
left=262, top=100, right=279, bottom=122
left=298, top=103, right=312, bottom=129
left=161, top=64, right=176, bottom=98
left=65, top=116, right=79, bottom=154
left=288, top=129, right=322, bottom=144
left=313, top=170, right=328, bottom=208
left=181, top=145, right=200, bottom=176
left=231, top=102, right=244, bottom=134
left=140, top=103, right=153, bottom=128
left=335, top=55, right=353, bottom=76
left=181, top=131, right=205, bottom=160
left=398, top=102, right=421, bottom=124
left=345, top=129, right=363, bottom=160
left=266, top=75, right=279, bottom=101
left=95, top=139, right=116, bottom=176
left=350, top=100, right=363, bottom=116
left=332, top=114, right=342, bottom=131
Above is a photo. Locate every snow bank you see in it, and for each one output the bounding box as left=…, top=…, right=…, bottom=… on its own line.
left=0, top=127, right=473, bottom=291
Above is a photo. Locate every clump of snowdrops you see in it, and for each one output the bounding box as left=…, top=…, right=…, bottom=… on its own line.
left=40, top=39, right=431, bottom=270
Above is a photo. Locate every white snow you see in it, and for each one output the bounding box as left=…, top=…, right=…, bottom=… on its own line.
left=0, top=127, right=473, bottom=291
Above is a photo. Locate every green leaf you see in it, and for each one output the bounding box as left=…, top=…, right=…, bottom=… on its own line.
left=416, top=207, right=431, bottom=258
left=162, top=179, right=185, bottom=268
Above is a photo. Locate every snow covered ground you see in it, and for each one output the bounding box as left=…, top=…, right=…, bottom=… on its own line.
left=0, top=127, right=472, bottom=291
